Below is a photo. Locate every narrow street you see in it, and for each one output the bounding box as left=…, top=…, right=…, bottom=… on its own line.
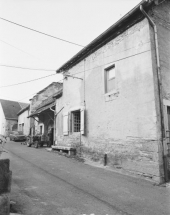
left=1, top=140, right=170, bottom=215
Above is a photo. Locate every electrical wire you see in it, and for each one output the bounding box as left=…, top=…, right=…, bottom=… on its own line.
left=0, top=64, right=56, bottom=71
left=0, top=39, right=41, bottom=60
left=17, top=79, right=63, bottom=102
left=3, top=48, right=152, bottom=101
left=0, top=47, right=151, bottom=89
left=0, top=17, right=85, bottom=48
left=0, top=73, right=57, bottom=88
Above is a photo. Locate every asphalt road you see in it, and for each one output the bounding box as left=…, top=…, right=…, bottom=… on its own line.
left=1, top=141, right=170, bottom=215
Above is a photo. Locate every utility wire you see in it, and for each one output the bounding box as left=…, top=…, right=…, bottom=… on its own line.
left=17, top=79, right=63, bottom=102
left=0, top=17, right=85, bottom=48
left=0, top=73, right=57, bottom=88
left=0, top=39, right=41, bottom=60
left=0, top=48, right=151, bottom=89
left=5, top=49, right=151, bottom=101
left=0, top=64, right=56, bottom=71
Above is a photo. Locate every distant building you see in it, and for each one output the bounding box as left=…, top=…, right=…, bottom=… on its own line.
left=0, top=99, right=28, bottom=136
left=17, top=105, right=30, bottom=136
left=55, top=0, right=170, bottom=183
left=28, top=82, right=63, bottom=146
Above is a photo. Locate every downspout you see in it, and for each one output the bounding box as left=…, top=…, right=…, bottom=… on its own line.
left=140, top=5, right=166, bottom=182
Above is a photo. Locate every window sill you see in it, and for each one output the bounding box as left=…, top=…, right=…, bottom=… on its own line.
left=104, top=90, right=119, bottom=102
left=104, top=90, right=117, bottom=97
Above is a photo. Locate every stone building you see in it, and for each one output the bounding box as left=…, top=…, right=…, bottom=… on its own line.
left=28, top=82, right=63, bottom=145
left=55, top=0, right=170, bottom=183
left=0, top=99, right=28, bottom=136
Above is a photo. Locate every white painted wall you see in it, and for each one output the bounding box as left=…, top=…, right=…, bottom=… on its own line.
left=0, top=103, right=6, bottom=136
left=18, top=109, right=30, bottom=135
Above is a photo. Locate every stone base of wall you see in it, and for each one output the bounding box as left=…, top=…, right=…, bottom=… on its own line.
left=57, top=134, right=164, bottom=183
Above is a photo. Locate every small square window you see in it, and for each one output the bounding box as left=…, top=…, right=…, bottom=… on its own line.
left=105, top=65, right=116, bottom=93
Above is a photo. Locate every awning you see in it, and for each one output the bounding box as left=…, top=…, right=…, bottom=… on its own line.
left=28, top=101, right=55, bottom=118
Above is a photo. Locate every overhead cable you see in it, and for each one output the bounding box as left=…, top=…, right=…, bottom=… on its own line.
left=0, top=64, right=56, bottom=71
left=0, top=73, right=57, bottom=88
left=17, top=79, right=63, bottom=101
left=0, top=17, right=85, bottom=48
left=0, top=39, right=41, bottom=59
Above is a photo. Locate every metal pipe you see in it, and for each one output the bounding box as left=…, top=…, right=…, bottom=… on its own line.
left=140, top=5, right=166, bottom=182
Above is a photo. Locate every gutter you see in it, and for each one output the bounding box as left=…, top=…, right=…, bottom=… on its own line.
left=140, top=5, right=166, bottom=182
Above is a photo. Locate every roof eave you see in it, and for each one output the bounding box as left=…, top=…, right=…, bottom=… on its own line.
left=56, top=0, right=154, bottom=73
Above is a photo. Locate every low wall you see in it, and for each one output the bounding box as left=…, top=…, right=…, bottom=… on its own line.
left=0, top=159, right=12, bottom=215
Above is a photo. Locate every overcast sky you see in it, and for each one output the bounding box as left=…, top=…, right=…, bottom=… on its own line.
left=0, top=0, right=141, bottom=103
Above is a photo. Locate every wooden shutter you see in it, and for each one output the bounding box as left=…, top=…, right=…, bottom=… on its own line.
left=80, top=108, right=85, bottom=135
left=63, top=112, right=69, bottom=135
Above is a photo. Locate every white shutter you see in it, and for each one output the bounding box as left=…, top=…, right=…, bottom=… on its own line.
left=63, top=112, right=69, bottom=135
left=80, top=108, right=85, bottom=135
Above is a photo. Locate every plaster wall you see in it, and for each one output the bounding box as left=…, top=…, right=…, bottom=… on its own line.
left=18, top=109, right=30, bottom=135
left=59, top=19, right=160, bottom=181
left=0, top=104, right=6, bottom=136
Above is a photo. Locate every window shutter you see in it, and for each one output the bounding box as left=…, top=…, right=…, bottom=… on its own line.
left=80, top=108, right=85, bottom=135
left=69, top=112, right=72, bottom=133
left=63, top=112, right=69, bottom=135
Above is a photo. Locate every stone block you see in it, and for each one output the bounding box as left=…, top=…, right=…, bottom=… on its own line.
left=0, top=159, right=12, bottom=194
left=0, top=193, right=10, bottom=215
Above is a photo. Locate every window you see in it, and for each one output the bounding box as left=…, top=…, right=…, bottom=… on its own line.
left=72, top=111, right=80, bottom=132
left=63, top=108, right=85, bottom=136
left=105, top=65, right=116, bottom=93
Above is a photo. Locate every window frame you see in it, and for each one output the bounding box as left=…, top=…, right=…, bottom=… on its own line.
left=63, top=106, right=85, bottom=136
left=71, top=110, right=81, bottom=133
left=104, top=64, right=116, bottom=96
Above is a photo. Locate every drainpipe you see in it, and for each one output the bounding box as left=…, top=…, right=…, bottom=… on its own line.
left=140, top=5, right=166, bottom=182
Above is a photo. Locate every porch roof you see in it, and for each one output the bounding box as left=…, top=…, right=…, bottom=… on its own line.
left=28, top=101, right=55, bottom=118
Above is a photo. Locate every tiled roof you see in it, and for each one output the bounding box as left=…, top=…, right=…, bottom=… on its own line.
left=0, top=99, right=22, bottom=120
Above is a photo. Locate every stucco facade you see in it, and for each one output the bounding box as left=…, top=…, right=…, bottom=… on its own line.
left=55, top=0, right=170, bottom=183
left=18, top=106, right=30, bottom=136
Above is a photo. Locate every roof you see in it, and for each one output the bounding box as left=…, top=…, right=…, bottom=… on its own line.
left=0, top=99, right=22, bottom=120
left=28, top=102, right=55, bottom=118
left=17, top=104, right=30, bottom=116
left=19, top=102, right=29, bottom=109
left=36, top=82, right=63, bottom=95
left=28, top=89, right=62, bottom=118
left=56, top=0, right=154, bottom=73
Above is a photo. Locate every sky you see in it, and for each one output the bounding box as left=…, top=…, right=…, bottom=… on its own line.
left=0, top=0, right=142, bottom=103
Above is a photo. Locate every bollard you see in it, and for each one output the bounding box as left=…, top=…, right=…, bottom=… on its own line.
left=104, top=153, right=107, bottom=166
